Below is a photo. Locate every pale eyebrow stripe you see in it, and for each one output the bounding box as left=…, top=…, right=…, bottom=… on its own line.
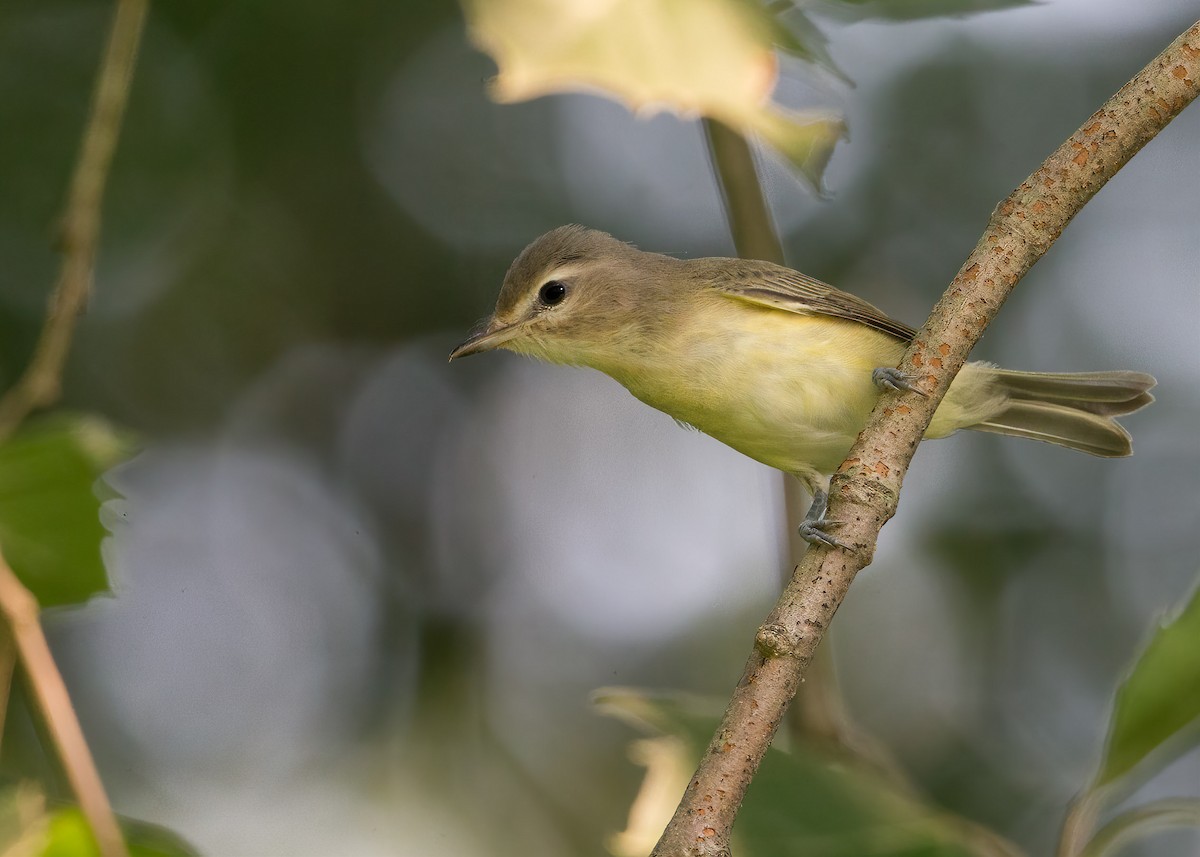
left=539, top=263, right=587, bottom=283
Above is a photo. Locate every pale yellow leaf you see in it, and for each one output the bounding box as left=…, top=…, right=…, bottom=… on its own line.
left=461, top=0, right=844, bottom=187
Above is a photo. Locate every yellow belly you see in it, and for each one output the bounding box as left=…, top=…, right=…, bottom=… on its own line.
left=618, top=306, right=907, bottom=476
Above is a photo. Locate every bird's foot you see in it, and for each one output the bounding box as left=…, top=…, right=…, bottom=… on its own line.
left=798, top=489, right=848, bottom=550
left=872, top=366, right=927, bottom=396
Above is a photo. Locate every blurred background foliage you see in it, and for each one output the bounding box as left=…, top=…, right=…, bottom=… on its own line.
left=0, top=0, right=1197, bottom=855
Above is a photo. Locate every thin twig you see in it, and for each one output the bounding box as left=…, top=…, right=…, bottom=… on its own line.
left=0, top=0, right=150, bottom=854
left=0, top=0, right=149, bottom=444
left=0, top=551, right=128, bottom=857
left=654, top=21, right=1200, bottom=857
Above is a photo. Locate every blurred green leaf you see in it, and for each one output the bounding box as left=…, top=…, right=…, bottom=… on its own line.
left=596, top=687, right=1007, bottom=857
left=0, top=783, right=48, bottom=857
left=38, top=809, right=94, bottom=857
left=738, top=748, right=979, bottom=856
left=122, top=814, right=202, bottom=857
left=810, top=0, right=1032, bottom=22
left=0, top=416, right=131, bottom=607
left=760, top=4, right=849, bottom=82
left=460, top=0, right=844, bottom=189
left=0, top=785, right=199, bottom=857
left=1077, top=798, right=1200, bottom=857
left=38, top=807, right=200, bottom=857
left=1094, top=582, right=1200, bottom=789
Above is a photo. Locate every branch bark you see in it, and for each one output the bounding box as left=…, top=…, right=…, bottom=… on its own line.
left=654, top=21, right=1200, bottom=857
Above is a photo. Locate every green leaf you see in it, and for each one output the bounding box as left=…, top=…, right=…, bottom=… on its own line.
left=738, top=747, right=979, bottom=856
left=595, top=687, right=1005, bottom=857
left=0, top=783, right=49, bottom=856
left=810, top=0, right=1032, bottom=22
left=37, top=807, right=200, bottom=857
left=122, top=814, right=202, bottom=857
left=1094, top=582, right=1200, bottom=789
left=38, top=809, right=95, bottom=857
left=0, top=416, right=131, bottom=607
left=760, top=4, right=850, bottom=82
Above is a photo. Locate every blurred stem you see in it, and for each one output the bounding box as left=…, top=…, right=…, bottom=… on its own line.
left=1076, top=798, right=1200, bottom=857
left=702, top=119, right=784, bottom=264
left=0, top=0, right=149, bottom=443
left=1059, top=790, right=1105, bottom=857
left=0, top=0, right=149, bottom=854
left=0, top=625, right=13, bottom=753
left=656, top=22, right=1200, bottom=857
left=0, top=551, right=128, bottom=857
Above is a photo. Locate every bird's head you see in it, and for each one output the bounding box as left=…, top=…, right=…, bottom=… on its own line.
left=449, top=225, right=683, bottom=371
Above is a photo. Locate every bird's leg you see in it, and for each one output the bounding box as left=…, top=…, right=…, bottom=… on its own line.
left=872, top=366, right=928, bottom=397
left=794, top=471, right=848, bottom=550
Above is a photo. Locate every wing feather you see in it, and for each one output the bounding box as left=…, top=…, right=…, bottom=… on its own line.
left=707, top=260, right=917, bottom=342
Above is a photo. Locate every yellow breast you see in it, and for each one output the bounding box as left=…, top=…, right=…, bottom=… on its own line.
left=614, top=300, right=907, bottom=475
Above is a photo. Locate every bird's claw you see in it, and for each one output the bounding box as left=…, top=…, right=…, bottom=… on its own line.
left=797, top=520, right=849, bottom=550
left=872, top=366, right=928, bottom=397
left=798, top=489, right=850, bottom=550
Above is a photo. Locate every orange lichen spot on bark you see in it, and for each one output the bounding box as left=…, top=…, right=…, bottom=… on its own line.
left=938, top=343, right=951, bottom=356
left=930, top=357, right=943, bottom=369
left=1072, top=145, right=1089, bottom=166
left=1173, top=64, right=1190, bottom=78
left=873, top=461, right=890, bottom=477
left=962, top=262, right=981, bottom=281
left=895, top=404, right=911, bottom=415
left=838, top=458, right=860, bottom=472
left=911, top=352, right=924, bottom=367
left=702, top=827, right=717, bottom=838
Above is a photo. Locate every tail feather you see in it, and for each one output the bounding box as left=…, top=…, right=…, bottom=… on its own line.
left=967, top=369, right=1155, bottom=457
left=988, top=369, right=1156, bottom=416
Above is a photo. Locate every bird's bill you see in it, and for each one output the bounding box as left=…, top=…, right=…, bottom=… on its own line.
left=448, top=320, right=522, bottom=360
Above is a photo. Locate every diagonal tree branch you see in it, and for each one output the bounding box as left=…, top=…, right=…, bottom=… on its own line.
left=702, top=117, right=910, bottom=780
left=654, top=21, right=1200, bottom=857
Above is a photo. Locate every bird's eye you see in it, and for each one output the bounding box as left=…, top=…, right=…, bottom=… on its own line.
left=538, top=281, right=567, bottom=306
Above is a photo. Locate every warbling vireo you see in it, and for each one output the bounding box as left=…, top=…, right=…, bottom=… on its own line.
left=449, top=225, right=1155, bottom=546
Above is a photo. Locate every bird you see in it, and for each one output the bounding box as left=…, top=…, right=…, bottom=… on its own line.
left=450, top=225, right=1155, bottom=546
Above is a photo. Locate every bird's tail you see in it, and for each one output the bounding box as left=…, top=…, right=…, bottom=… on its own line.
left=967, top=369, right=1156, bottom=457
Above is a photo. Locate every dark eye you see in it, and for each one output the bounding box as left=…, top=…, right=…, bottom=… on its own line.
left=538, top=280, right=567, bottom=306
